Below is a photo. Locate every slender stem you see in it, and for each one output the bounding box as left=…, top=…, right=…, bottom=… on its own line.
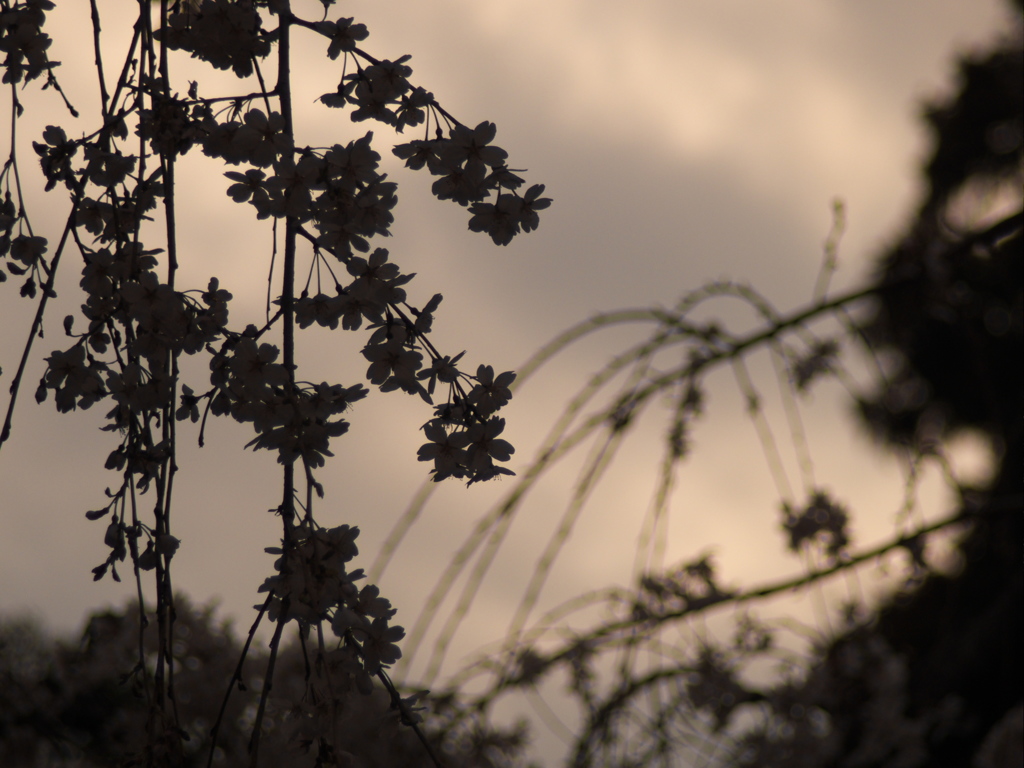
left=88, top=0, right=110, bottom=118
left=0, top=208, right=75, bottom=448
left=248, top=604, right=289, bottom=767
left=277, top=2, right=297, bottom=529
left=376, top=668, right=447, bottom=768
left=207, top=595, right=271, bottom=768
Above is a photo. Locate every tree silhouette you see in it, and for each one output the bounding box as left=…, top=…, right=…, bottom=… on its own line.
left=1, top=1, right=1021, bottom=767
left=1, top=0, right=547, bottom=765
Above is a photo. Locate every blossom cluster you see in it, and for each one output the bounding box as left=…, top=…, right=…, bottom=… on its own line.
left=258, top=524, right=405, bottom=676
left=39, top=258, right=232, bottom=423
left=1, top=182, right=49, bottom=295
left=320, top=52, right=432, bottom=132
left=310, top=13, right=552, bottom=244
left=636, top=553, right=733, bottom=619
left=789, top=338, right=840, bottom=392
left=223, top=130, right=399, bottom=256
left=136, top=84, right=206, bottom=158
left=158, top=0, right=272, bottom=78
left=203, top=334, right=369, bottom=469
left=685, top=646, right=753, bottom=730
left=0, top=0, right=55, bottom=85
left=293, top=249, right=519, bottom=483
left=80, top=504, right=182, bottom=584
left=394, top=122, right=552, bottom=245
left=145, top=2, right=552, bottom=245
left=33, top=101, right=518, bottom=483
left=418, top=365, right=517, bottom=482
left=3, top=6, right=545, bottom=613
left=781, top=489, right=851, bottom=561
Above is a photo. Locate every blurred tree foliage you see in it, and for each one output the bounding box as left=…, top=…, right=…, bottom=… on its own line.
left=738, top=2, right=1023, bottom=764
left=0, top=597, right=531, bottom=767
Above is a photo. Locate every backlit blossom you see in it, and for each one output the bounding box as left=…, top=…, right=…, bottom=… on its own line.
left=417, top=420, right=471, bottom=480
left=467, top=365, right=516, bottom=415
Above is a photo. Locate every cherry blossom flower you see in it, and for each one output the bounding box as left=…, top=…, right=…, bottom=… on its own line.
left=224, top=167, right=268, bottom=203
left=237, top=109, right=290, bottom=168
left=417, top=351, right=464, bottom=396
left=32, top=124, right=76, bottom=191
left=176, top=384, right=201, bottom=423
left=82, top=145, right=136, bottom=188
left=468, top=183, right=552, bottom=245
left=466, top=364, right=516, bottom=415
left=41, top=345, right=107, bottom=412
left=295, top=292, right=344, bottom=330
left=464, top=416, right=515, bottom=474
left=392, top=138, right=440, bottom=171
left=432, top=160, right=488, bottom=206
left=343, top=56, right=413, bottom=124
left=438, top=121, right=509, bottom=172
left=324, top=133, right=380, bottom=190
left=8, top=234, right=47, bottom=266
left=346, top=247, right=412, bottom=306
left=417, top=420, right=471, bottom=481
left=362, top=337, right=426, bottom=398
left=314, top=17, right=369, bottom=60
left=351, top=617, right=405, bottom=674
left=225, top=337, right=289, bottom=399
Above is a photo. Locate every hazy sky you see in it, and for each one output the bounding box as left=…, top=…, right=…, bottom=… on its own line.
left=0, top=0, right=1012, bottom=760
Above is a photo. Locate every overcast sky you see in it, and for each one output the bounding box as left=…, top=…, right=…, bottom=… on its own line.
left=0, top=0, right=1013, bottom=760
